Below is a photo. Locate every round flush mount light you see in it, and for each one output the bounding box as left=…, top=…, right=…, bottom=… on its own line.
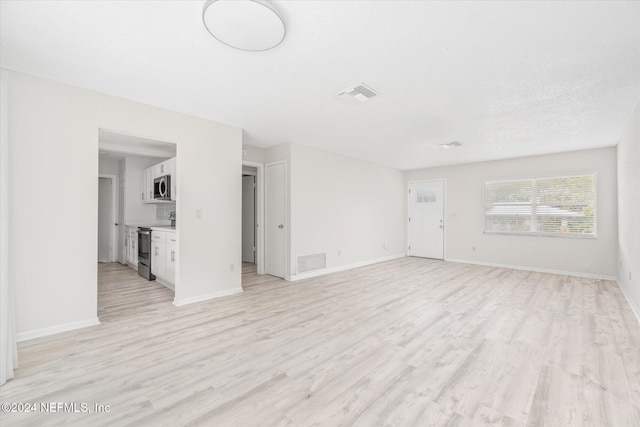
left=202, top=0, right=286, bottom=52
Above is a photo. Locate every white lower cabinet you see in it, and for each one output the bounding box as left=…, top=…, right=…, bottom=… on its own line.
left=166, top=235, right=177, bottom=283
left=150, top=229, right=176, bottom=288
left=125, top=226, right=138, bottom=268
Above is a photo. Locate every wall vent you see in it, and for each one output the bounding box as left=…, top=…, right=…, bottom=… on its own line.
left=297, top=253, right=326, bottom=274
left=337, top=83, right=378, bottom=104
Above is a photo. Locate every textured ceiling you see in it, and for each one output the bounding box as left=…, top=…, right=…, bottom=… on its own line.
left=1, top=1, right=639, bottom=170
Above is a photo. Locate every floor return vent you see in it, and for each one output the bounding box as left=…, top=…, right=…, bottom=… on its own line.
left=297, top=253, right=326, bottom=274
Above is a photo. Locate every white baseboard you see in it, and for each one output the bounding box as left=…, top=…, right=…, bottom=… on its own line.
left=616, top=280, right=640, bottom=324
left=173, top=287, right=243, bottom=307
left=17, top=317, right=101, bottom=342
left=289, top=253, right=406, bottom=282
left=446, top=258, right=617, bottom=281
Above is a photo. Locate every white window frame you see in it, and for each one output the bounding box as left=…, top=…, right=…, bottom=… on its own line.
left=483, top=172, right=597, bottom=239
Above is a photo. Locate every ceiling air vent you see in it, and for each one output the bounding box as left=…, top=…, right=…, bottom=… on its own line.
left=337, top=83, right=378, bottom=104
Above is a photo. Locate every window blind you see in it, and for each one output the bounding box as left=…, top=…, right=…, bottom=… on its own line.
left=484, top=174, right=596, bottom=237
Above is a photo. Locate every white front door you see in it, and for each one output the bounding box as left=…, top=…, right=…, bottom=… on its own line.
left=408, top=180, right=445, bottom=259
left=242, top=175, right=256, bottom=263
left=265, top=162, right=286, bottom=278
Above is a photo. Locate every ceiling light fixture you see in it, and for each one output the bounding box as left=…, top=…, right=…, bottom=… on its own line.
left=439, top=141, right=462, bottom=149
left=202, top=0, right=286, bottom=52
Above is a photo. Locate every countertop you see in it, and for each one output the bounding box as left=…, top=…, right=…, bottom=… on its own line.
left=125, top=223, right=176, bottom=233
left=150, top=226, right=176, bottom=233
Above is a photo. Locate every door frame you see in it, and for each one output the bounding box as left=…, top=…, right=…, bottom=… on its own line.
left=98, top=174, right=119, bottom=262
left=264, top=160, right=288, bottom=279
left=242, top=161, right=265, bottom=275
left=407, top=179, right=446, bottom=260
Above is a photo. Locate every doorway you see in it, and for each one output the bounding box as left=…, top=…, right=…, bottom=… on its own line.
left=98, top=175, right=117, bottom=262
left=408, top=179, right=445, bottom=260
left=97, top=129, right=177, bottom=321
left=242, top=171, right=256, bottom=263
left=241, top=160, right=264, bottom=277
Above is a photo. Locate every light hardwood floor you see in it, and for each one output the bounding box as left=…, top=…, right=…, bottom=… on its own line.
left=1, top=258, right=639, bottom=426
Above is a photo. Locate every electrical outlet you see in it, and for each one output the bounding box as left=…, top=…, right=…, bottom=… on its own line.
left=584, top=263, right=590, bottom=272
left=338, top=250, right=341, bottom=256
left=383, top=242, right=387, bottom=249
left=196, top=209, right=202, bottom=219
left=229, top=263, right=234, bottom=271
left=472, top=246, right=476, bottom=252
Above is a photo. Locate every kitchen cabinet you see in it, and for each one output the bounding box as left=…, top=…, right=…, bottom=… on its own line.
left=141, top=156, right=176, bottom=204
left=165, top=234, right=177, bottom=284
left=141, top=168, right=154, bottom=204
left=124, top=226, right=138, bottom=268
left=150, top=228, right=176, bottom=288
left=151, top=231, right=166, bottom=278
left=168, top=157, right=176, bottom=201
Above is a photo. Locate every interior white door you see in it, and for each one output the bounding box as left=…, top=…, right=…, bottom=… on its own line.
left=98, top=177, right=111, bottom=262
left=242, top=175, right=256, bottom=263
left=408, top=180, right=444, bottom=259
left=265, top=162, right=286, bottom=278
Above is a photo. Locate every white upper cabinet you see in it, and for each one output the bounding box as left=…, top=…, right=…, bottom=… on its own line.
left=169, top=157, right=176, bottom=201
left=141, top=156, right=176, bottom=204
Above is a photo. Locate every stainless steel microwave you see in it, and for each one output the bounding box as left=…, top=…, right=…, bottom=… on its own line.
left=153, top=175, right=172, bottom=201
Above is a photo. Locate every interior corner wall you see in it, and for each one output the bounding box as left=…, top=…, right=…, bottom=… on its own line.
left=242, top=144, right=266, bottom=164
left=405, top=147, right=618, bottom=278
left=289, top=143, right=405, bottom=278
left=617, top=102, right=640, bottom=318
left=7, top=71, right=242, bottom=336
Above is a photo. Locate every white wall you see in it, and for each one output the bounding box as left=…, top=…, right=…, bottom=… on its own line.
left=405, top=147, right=618, bottom=278
left=7, top=70, right=242, bottom=337
left=1, top=67, right=18, bottom=385
left=243, top=144, right=266, bottom=164
left=98, top=155, right=120, bottom=175
left=9, top=72, right=100, bottom=337
left=122, top=156, right=164, bottom=224
left=617, top=102, right=640, bottom=319
left=290, top=143, right=405, bottom=279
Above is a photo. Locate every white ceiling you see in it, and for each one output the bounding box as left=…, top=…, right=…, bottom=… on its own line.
left=1, top=1, right=639, bottom=170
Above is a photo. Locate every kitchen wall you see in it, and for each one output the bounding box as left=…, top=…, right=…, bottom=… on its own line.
left=405, top=147, right=618, bottom=278
left=7, top=70, right=242, bottom=338
left=121, top=155, right=165, bottom=223
left=617, top=102, right=640, bottom=319
left=289, top=143, right=405, bottom=279
left=156, top=203, right=176, bottom=221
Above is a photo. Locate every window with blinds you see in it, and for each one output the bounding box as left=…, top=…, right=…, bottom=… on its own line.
left=483, top=173, right=596, bottom=238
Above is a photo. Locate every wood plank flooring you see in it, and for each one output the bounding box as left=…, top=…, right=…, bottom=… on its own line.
left=1, top=257, right=639, bottom=426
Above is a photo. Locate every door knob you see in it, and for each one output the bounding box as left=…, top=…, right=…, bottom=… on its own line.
left=278, top=224, right=284, bottom=229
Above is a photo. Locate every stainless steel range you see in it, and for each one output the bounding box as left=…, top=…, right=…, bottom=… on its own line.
left=137, top=227, right=155, bottom=281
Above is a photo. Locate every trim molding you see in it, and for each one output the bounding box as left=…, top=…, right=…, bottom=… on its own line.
left=289, top=253, right=405, bottom=282
left=616, top=280, right=640, bottom=324
left=16, top=317, right=100, bottom=342
left=446, top=258, right=617, bottom=281
left=173, top=287, right=243, bottom=307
